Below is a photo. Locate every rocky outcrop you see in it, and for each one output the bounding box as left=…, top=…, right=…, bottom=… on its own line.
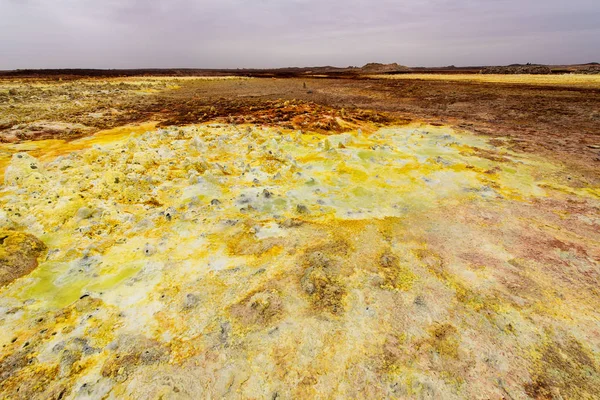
left=0, top=230, right=47, bottom=287
left=360, top=63, right=411, bottom=73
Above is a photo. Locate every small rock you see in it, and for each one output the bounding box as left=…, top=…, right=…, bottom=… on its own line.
left=296, top=204, right=309, bottom=214
left=143, top=243, right=156, bottom=256
left=164, top=207, right=176, bottom=221
left=52, top=342, right=66, bottom=353
left=280, top=218, right=303, bottom=228
left=76, top=207, right=93, bottom=220
left=183, top=293, right=200, bottom=309
left=414, top=296, right=426, bottom=307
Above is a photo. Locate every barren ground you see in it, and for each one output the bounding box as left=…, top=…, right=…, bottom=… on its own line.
left=3, top=75, right=598, bottom=182
left=0, top=74, right=599, bottom=399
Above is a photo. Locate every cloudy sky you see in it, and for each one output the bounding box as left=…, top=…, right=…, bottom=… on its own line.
left=1, top=0, right=598, bottom=69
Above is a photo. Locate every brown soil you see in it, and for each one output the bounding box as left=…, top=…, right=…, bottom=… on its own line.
left=0, top=230, right=47, bottom=287
left=134, top=77, right=600, bottom=184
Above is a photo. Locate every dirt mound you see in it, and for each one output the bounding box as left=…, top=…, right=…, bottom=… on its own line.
left=0, top=230, right=47, bottom=287
left=360, top=63, right=411, bottom=73
left=480, top=65, right=552, bottom=74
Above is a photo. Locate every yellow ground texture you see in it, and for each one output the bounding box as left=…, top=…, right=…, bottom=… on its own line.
left=1, top=77, right=600, bottom=399
left=368, top=73, right=600, bottom=88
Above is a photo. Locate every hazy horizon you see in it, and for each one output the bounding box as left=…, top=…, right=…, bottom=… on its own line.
left=1, top=0, right=599, bottom=70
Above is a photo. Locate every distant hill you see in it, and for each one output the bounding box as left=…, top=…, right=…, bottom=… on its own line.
left=359, top=63, right=411, bottom=73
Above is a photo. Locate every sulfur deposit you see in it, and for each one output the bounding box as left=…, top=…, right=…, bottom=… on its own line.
left=1, top=122, right=599, bottom=399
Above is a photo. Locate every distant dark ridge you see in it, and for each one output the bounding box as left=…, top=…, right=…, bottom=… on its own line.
left=0, top=69, right=232, bottom=78
left=507, top=63, right=544, bottom=67
left=2, top=64, right=598, bottom=79
left=0, top=67, right=354, bottom=79
left=408, top=66, right=483, bottom=74
left=0, top=66, right=387, bottom=80
left=480, top=65, right=552, bottom=75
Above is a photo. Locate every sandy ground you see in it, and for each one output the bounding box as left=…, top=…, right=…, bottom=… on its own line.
left=0, top=75, right=599, bottom=399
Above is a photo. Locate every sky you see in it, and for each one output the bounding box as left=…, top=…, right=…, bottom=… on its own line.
left=0, top=0, right=598, bottom=69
